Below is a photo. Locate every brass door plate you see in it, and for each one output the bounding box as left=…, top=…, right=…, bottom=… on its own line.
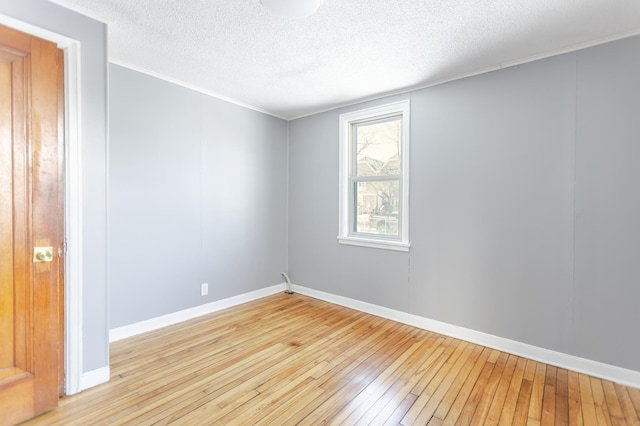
left=33, top=246, right=54, bottom=263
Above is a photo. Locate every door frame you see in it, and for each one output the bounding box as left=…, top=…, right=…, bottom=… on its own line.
left=0, top=14, right=84, bottom=395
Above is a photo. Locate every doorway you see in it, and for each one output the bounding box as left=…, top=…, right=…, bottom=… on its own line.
left=0, top=8, right=87, bottom=394
left=0, top=23, right=65, bottom=425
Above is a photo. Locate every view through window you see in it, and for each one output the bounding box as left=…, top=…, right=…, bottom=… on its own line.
left=353, top=117, right=401, bottom=237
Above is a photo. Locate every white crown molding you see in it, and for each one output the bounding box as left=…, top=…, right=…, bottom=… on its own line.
left=46, top=0, right=112, bottom=23
left=40, top=2, right=640, bottom=121
left=108, top=59, right=288, bottom=121
left=114, top=28, right=640, bottom=122
left=291, top=284, right=640, bottom=389
left=287, top=28, right=640, bottom=121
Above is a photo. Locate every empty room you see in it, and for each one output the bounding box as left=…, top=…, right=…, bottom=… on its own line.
left=1, top=0, right=640, bottom=424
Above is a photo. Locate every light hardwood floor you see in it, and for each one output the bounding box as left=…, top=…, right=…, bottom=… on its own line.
left=25, top=293, right=640, bottom=425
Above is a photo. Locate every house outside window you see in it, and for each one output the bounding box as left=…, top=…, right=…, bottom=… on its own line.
left=338, top=100, right=410, bottom=251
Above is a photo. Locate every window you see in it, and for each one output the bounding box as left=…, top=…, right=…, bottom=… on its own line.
left=338, top=100, right=410, bottom=251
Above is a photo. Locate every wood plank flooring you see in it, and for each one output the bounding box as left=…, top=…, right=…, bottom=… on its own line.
left=24, top=293, right=640, bottom=425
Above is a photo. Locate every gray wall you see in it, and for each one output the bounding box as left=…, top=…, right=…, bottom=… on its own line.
left=108, top=64, right=287, bottom=328
left=8, top=0, right=637, bottom=378
left=573, top=36, right=640, bottom=371
left=289, top=35, right=640, bottom=372
left=0, top=0, right=109, bottom=373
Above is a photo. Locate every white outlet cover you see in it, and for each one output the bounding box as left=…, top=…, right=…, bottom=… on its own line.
left=200, top=283, right=209, bottom=296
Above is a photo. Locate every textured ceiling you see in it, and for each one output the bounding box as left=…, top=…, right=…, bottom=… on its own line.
left=50, top=0, right=640, bottom=119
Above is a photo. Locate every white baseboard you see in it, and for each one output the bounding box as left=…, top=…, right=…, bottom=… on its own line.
left=80, top=366, right=110, bottom=391
left=291, top=284, right=640, bottom=389
left=105, top=281, right=639, bottom=389
left=109, top=284, right=287, bottom=342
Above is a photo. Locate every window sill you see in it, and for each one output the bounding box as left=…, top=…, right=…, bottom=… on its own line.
left=337, top=236, right=410, bottom=252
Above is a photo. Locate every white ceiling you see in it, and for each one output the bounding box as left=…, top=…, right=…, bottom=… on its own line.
left=51, top=0, right=640, bottom=119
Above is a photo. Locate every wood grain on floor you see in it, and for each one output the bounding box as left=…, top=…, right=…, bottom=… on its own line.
left=25, top=293, right=640, bottom=425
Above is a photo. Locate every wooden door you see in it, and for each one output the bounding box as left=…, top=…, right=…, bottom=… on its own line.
left=0, top=24, right=65, bottom=426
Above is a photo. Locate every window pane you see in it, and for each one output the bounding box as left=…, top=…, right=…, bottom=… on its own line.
left=355, top=118, right=401, bottom=177
left=354, top=180, right=400, bottom=236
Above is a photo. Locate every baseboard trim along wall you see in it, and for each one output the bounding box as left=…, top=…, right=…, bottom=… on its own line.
left=109, top=283, right=287, bottom=342
left=291, top=284, right=640, bottom=390
left=81, top=366, right=110, bottom=391
left=107, top=281, right=640, bottom=389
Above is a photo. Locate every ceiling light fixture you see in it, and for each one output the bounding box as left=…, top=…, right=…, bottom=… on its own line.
left=260, top=0, right=323, bottom=18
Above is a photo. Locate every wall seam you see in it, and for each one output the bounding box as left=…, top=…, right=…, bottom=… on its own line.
left=407, top=93, right=412, bottom=315
left=569, top=51, right=579, bottom=353
left=284, top=120, right=290, bottom=274
left=200, top=94, right=205, bottom=284
left=104, top=29, right=111, bottom=372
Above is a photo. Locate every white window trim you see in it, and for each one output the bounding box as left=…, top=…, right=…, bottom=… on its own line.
left=338, top=100, right=410, bottom=251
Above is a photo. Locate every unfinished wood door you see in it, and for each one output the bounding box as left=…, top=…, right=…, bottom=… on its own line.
left=0, top=24, right=65, bottom=426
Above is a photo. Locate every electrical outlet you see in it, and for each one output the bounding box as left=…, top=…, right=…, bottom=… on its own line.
left=200, top=283, right=209, bottom=296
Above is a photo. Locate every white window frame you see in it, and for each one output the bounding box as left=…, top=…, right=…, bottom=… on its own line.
left=338, top=100, right=410, bottom=252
